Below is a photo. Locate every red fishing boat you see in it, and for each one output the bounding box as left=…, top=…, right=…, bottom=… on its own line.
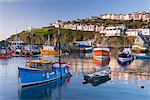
left=0, top=48, right=12, bottom=58
left=93, top=47, right=110, bottom=59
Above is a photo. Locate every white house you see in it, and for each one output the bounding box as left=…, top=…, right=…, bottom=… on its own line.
left=125, top=29, right=139, bottom=36
left=95, top=25, right=105, bottom=32
left=88, top=25, right=95, bottom=31
left=126, top=28, right=150, bottom=36
left=104, top=26, right=122, bottom=36
left=136, top=29, right=150, bottom=35
left=83, top=25, right=89, bottom=31
left=119, top=14, right=124, bottom=20
left=123, top=14, right=131, bottom=20
left=27, top=27, right=37, bottom=32
left=76, top=24, right=83, bottom=30
left=132, top=33, right=150, bottom=51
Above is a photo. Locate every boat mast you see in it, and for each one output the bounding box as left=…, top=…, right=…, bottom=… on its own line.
left=123, top=29, right=125, bottom=49
left=58, top=24, right=61, bottom=65
left=48, top=33, right=50, bottom=46
left=57, top=22, right=62, bottom=77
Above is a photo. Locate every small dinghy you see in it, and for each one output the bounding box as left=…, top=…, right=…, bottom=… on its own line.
left=117, top=48, right=134, bottom=62
left=83, top=66, right=111, bottom=86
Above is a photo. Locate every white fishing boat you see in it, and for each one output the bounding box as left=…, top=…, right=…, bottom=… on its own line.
left=117, top=48, right=134, bottom=62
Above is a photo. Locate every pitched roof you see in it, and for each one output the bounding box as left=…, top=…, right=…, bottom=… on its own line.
left=139, top=33, right=150, bottom=43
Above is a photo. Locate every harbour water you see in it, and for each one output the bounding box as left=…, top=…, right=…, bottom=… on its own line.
left=0, top=53, right=150, bottom=100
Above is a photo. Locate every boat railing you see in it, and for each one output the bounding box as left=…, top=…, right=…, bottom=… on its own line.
left=51, top=62, right=71, bottom=69
left=25, top=62, right=53, bottom=70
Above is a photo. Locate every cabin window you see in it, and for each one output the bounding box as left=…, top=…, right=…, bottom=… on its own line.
left=53, top=63, right=60, bottom=68
left=31, top=63, right=37, bottom=68
left=61, top=64, right=66, bottom=68
left=37, top=63, right=51, bottom=69
left=36, top=63, right=45, bottom=69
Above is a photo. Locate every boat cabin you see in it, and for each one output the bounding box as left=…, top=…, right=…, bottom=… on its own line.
left=26, top=60, right=52, bottom=70
left=26, top=60, right=68, bottom=70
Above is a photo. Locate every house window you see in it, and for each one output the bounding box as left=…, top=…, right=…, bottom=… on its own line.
left=136, top=37, right=139, bottom=42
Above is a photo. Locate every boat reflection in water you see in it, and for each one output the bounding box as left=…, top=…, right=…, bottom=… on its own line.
left=93, top=57, right=110, bottom=68
left=83, top=66, right=111, bottom=86
left=18, top=75, right=71, bottom=100
left=82, top=56, right=111, bottom=86
left=117, top=57, right=133, bottom=72
left=79, top=52, right=93, bottom=59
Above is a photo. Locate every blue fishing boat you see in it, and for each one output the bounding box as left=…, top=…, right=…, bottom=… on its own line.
left=18, top=60, right=71, bottom=87
left=18, top=24, right=71, bottom=87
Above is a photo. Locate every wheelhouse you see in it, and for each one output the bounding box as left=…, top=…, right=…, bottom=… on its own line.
left=26, top=60, right=52, bottom=70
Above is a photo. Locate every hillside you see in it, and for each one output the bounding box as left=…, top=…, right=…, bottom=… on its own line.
left=71, top=18, right=150, bottom=28
left=7, top=26, right=135, bottom=48
left=6, top=18, right=144, bottom=47
left=7, top=26, right=96, bottom=46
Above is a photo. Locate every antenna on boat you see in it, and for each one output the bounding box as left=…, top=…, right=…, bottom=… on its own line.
left=123, top=29, right=126, bottom=49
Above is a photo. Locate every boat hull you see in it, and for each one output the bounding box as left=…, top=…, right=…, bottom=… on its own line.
left=0, top=53, right=12, bottom=58
left=117, top=48, right=134, bottom=62
left=79, top=46, right=93, bottom=53
left=18, top=67, right=69, bottom=87
left=117, top=56, right=133, bottom=62
left=40, top=49, right=59, bottom=56
left=93, top=48, right=110, bottom=59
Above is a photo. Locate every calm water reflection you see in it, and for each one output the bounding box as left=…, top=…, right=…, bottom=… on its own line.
left=0, top=53, right=150, bottom=100
left=18, top=76, right=71, bottom=100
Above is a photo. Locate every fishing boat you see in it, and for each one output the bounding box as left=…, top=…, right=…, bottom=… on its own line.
left=18, top=24, right=71, bottom=87
left=22, top=45, right=32, bottom=56
left=18, top=60, right=71, bottom=87
left=93, top=34, right=110, bottom=59
left=0, top=41, right=12, bottom=58
left=83, top=66, right=111, bottom=86
left=11, top=45, right=23, bottom=57
left=10, top=36, right=25, bottom=57
left=93, top=47, right=110, bottom=59
left=117, top=48, right=134, bottom=62
left=40, top=45, right=59, bottom=56
left=40, top=34, right=59, bottom=56
left=72, top=40, right=94, bottom=53
left=117, top=29, right=134, bottom=62
left=0, top=47, right=12, bottom=58
left=79, top=45, right=93, bottom=53
left=31, top=45, right=40, bottom=56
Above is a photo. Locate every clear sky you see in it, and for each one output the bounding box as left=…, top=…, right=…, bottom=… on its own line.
left=0, top=0, right=150, bottom=41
